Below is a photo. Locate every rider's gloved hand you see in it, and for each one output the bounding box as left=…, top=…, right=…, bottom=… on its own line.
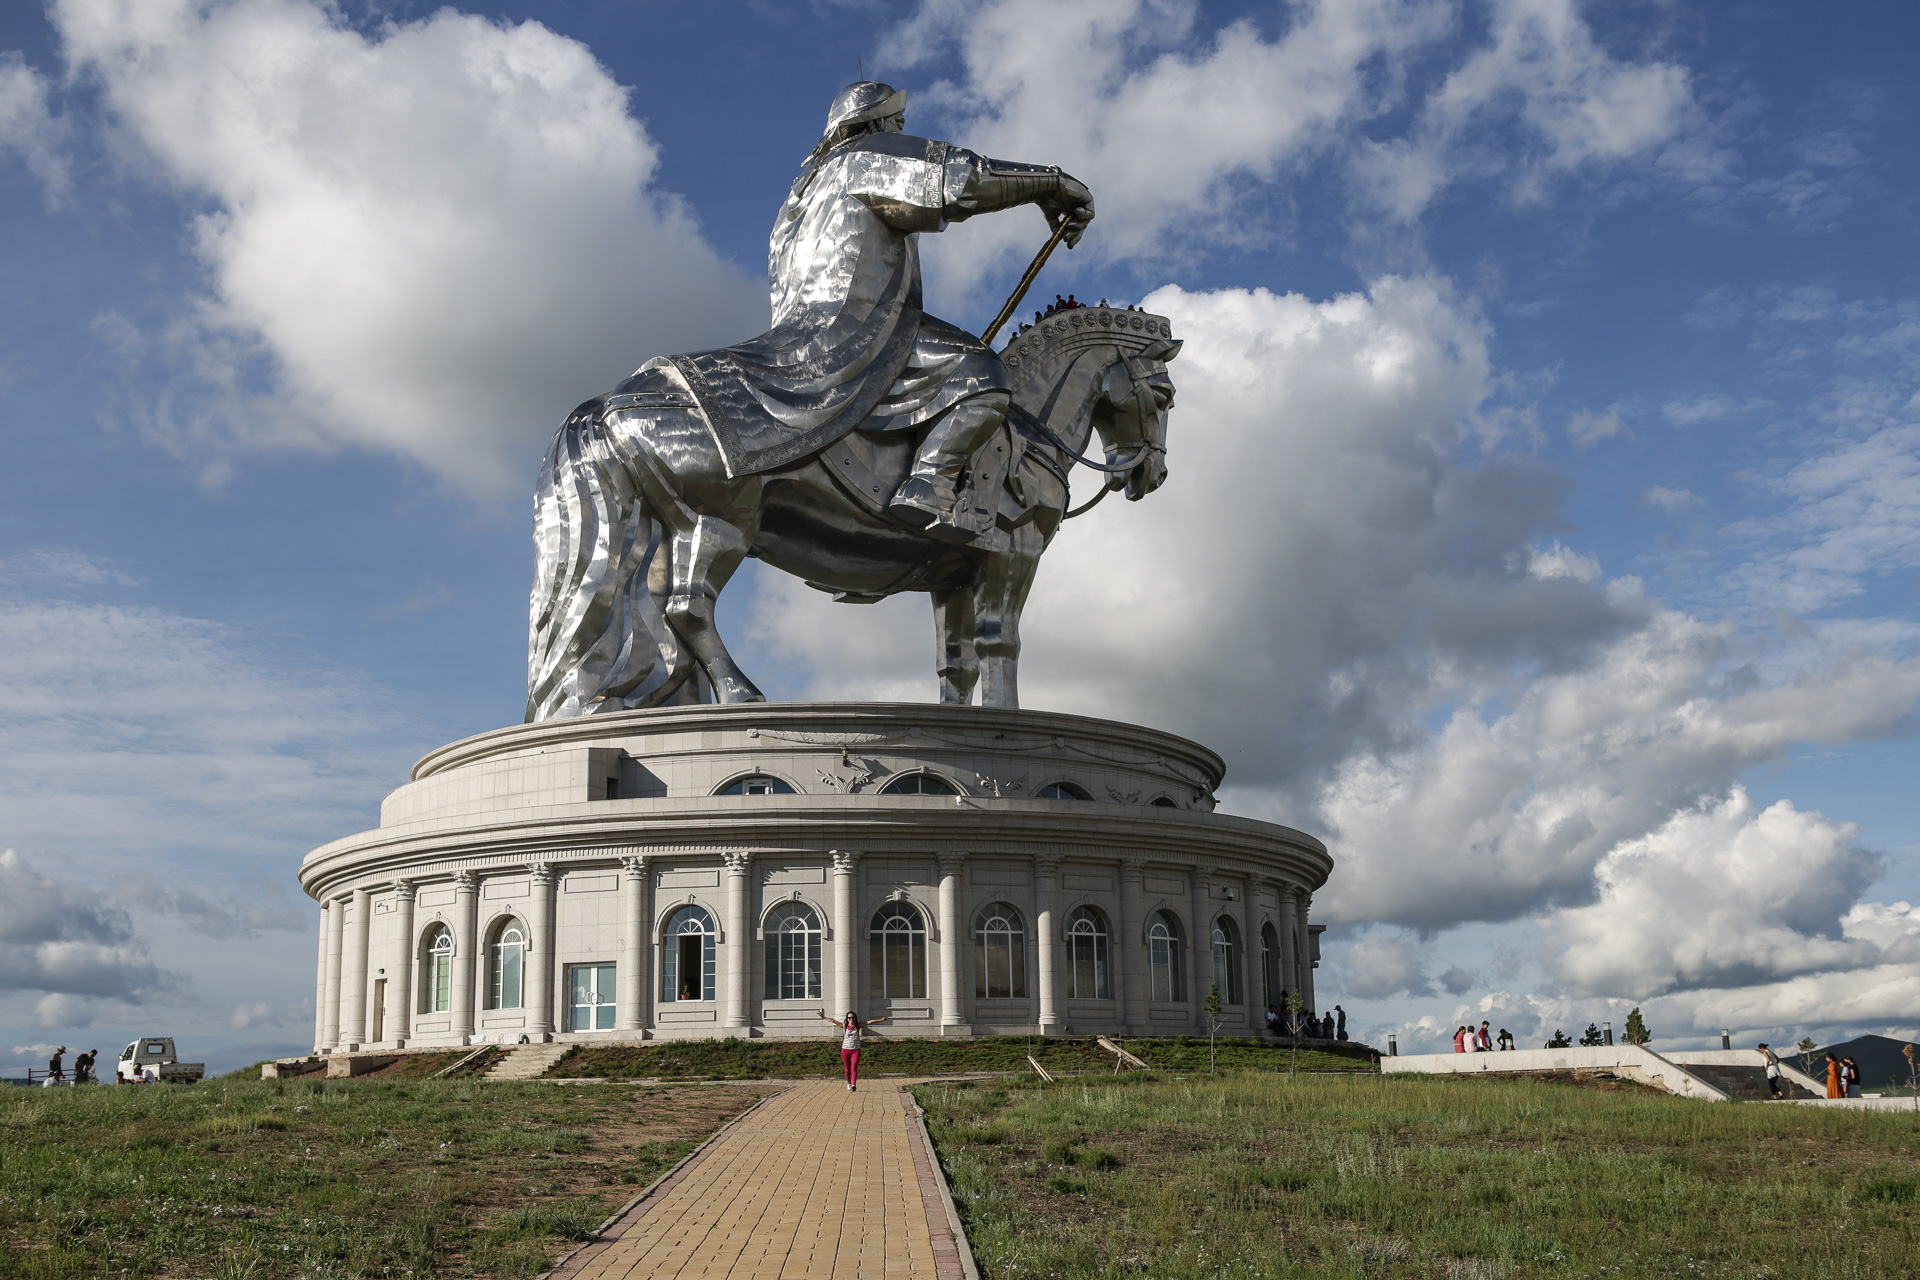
left=1045, top=174, right=1095, bottom=247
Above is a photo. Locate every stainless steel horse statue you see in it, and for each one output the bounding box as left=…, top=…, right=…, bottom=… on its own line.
left=526, top=305, right=1178, bottom=719
left=525, top=83, right=1180, bottom=720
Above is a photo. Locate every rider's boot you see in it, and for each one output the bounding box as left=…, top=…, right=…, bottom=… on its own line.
left=889, top=391, right=1010, bottom=544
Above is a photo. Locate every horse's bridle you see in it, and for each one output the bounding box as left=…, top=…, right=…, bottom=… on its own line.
left=1009, top=339, right=1174, bottom=518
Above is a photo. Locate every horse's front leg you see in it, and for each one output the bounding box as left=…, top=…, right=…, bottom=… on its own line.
left=974, top=523, right=1047, bottom=709
left=931, top=587, right=978, bottom=704
left=663, top=511, right=765, bottom=704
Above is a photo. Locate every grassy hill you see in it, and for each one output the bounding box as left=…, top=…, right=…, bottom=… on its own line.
left=0, top=1075, right=777, bottom=1279
left=916, top=1070, right=1920, bottom=1279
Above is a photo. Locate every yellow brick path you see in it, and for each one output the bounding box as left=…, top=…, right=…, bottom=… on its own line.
left=555, top=1081, right=966, bottom=1280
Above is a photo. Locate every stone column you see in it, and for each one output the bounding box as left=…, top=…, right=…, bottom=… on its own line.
left=830, top=850, right=861, bottom=1020
left=937, top=852, right=969, bottom=1034
left=451, top=872, right=478, bottom=1044
left=1297, top=890, right=1316, bottom=1014
left=618, top=855, right=651, bottom=1034
left=313, top=900, right=331, bottom=1053
left=1189, top=870, right=1213, bottom=1032
left=722, top=852, right=754, bottom=1034
left=342, top=887, right=372, bottom=1049
left=1034, top=855, right=1061, bottom=1035
left=389, top=880, right=416, bottom=1046
left=1118, top=859, right=1146, bottom=1034
left=527, top=863, right=557, bottom=1040
left=1276, top=883, right=1298, bottom=1002
left=322, top=894, right=346, bottom=1051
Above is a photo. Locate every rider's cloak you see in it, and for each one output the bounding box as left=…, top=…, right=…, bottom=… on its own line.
left=644, top=132, right=1009, bottom=478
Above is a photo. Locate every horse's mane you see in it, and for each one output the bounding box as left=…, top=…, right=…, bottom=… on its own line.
left=1002, top=305, right=1176, bottom=399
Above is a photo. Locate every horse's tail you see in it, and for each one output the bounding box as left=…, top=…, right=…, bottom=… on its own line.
left=525, top=399, right=691, bottom=722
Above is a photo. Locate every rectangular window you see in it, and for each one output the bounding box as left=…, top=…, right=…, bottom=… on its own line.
left=975, top=934, right=1027, bottom=999
left=1069, top=934, right=1108, bottom=999
left=869, top=933, right=928, bottom=999
left=567, top=964, right=617, bottom=1031
left=605, top=777, right=619, bottom=800
left=765, top=928, right=822, bottom=999
left=1150, top=936, right=1182, bottom=1002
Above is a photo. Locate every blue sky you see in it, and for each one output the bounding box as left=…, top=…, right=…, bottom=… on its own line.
left=2, top=0, right=1916, bottom=1073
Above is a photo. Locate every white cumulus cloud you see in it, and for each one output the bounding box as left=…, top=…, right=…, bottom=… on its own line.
left=52, top=0, right=763, bottom=493
left=1546, top=788, right=1886, bottom=998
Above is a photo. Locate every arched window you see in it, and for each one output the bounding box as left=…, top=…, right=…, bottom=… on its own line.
left=419, top=926, right=453, bottom=1014
left=1260, top=922, right=1281, bottom=1010
left=1148, top=911, right=1184, bottom=1002
left=869, top=901, right=928, bottom=998
left=1212, top=916, right=1242, bottom=1005
left=1035, top=782, right=1089, bottom=800
left=487, top=919, right=525, bottom=1010
left=1150, top=796, right=1179, bottom=808
left=973, top=904, right=1027, bottom=999
left=880, top=772, right=958, bottom=796
left=1065, top=905, right=1110, bottom=1000
left=661, top=905, right=716, bottom=1002
left=764, top=902, right=822, bottom=1000
left=718, top=775, right=795, bottom=795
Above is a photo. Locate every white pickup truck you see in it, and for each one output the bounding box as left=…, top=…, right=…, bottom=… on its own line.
left=116, top=1037, right=204, bottom=1084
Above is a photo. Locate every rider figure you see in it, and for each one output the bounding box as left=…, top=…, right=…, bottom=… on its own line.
left=651, top=82, right=1094, bottom=542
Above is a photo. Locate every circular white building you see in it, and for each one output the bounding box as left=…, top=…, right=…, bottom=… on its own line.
left=301, top=702, right=1330, bottom=1051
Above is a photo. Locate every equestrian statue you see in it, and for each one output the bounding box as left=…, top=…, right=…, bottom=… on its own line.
left=527, top=81, right=1181, bottom=720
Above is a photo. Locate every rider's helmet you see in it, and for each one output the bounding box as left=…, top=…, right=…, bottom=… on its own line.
left=823, top=81, right=907, bottom=139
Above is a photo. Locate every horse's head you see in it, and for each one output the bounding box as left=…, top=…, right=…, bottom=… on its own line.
left=1099, top=335, right=1179, bottom=500
left=1001, top=305, right=1182, bottom=504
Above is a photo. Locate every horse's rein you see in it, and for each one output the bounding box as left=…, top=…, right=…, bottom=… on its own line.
left=1007, top=403, right=1155, bottom=474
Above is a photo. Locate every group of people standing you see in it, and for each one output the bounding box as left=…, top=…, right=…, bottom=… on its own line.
left=1824, top=1051, right=1865, bottom=1098
left=1008, top=294, right=1152, bottom=344
left=1452, top=1022, right=1516, bottom=1053
left=40, top=1047, right=99, bottom=1086
left=1756, top=1042, right=1864, bottom=1099
left=1264, top=999, right=1347, bottom=1041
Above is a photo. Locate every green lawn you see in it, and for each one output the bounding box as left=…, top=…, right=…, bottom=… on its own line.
left=555, top=1034, right=1378, bottom=1080
left=0, top=1076, right=774, bottom=1279
left=914, top=1071, right=1920, bottom=1280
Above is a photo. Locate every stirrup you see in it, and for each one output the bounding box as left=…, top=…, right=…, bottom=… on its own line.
left=889, top=477, right=980, bottom=544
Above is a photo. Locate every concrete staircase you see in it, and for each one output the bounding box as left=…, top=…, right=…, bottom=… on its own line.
left=1677, top=1062, right=1817, bottom=1100
left=1663, top=1049, right=1825, bottom=1100
left=482, top=1043, right=571, bottom=1081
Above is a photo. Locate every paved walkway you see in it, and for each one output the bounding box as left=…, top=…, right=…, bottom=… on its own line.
left=554, top=1081, right=968, bottom=1280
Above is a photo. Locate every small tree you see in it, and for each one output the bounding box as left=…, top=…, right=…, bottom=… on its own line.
left=1579, top=1023, right=1604, bottom=1047
left=1284, top=990, right=1307, bottom=1077
left=1902, top=1043, right=1917, bottom=1112
left=1203, top=984, right=1225, bottom=1073
left=1545, top=1029, right=1572, bottom=1048
left=1796, top=1036, right=1819, bottom=1078
left=1623, top=1007, right=1651, bottom=1046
